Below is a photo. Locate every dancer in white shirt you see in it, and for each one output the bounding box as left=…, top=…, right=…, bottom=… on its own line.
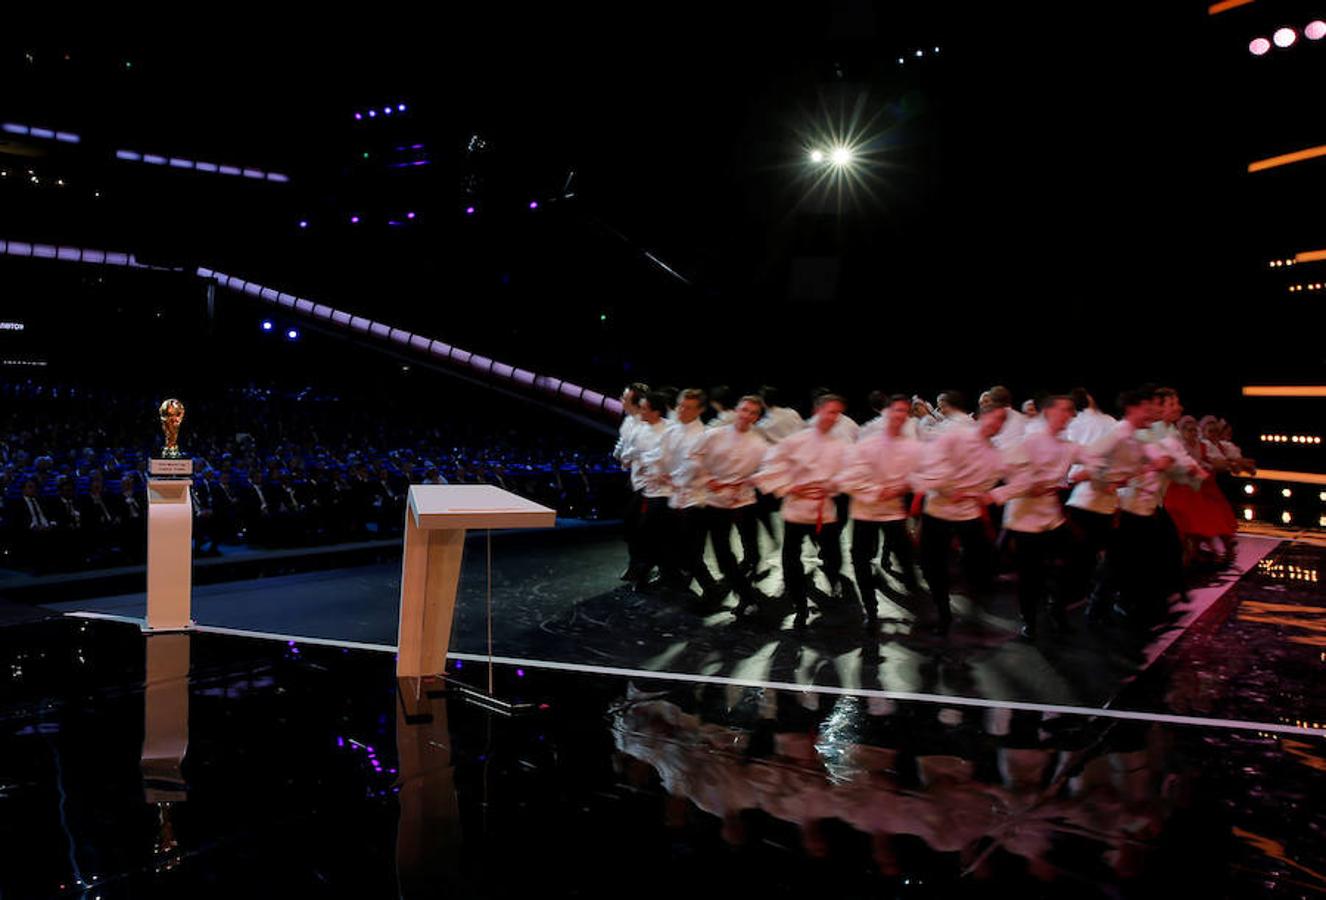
left=838, top=394, right=923, bottom=627
left=613, top=382, right=650, bottom=581
left=1064, top=387, right=1121, bottom=621
left=913, top=396, right=1007, bottom=636
left=987, top=396, right=1094, bottom=639
left=620, top=391, right=671, bottom=590
left=692, top=395, right=772, bottom=616
left=650, top=388, right=718, bottom=597
left=755, top=394, right=851, bottom=629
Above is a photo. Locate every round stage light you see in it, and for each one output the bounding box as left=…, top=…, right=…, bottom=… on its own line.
left=1274, top=27, right=1297, bottom=48
left=1307, top=21, right=1326, bottom=40
left=261, top=320, right=273, bottom=331
left=350, top=215, right=360, bottom=224
left=1283, top=488, right=1293, bottom=498
left=298, top=220, right=308, bottom=229
left=1244, top=507, right=1255, bottom=521
left=398, top=103, right=407, bottom=111
left=529, top=200, right=539, bottom=209
left=1250, top=37, right=1272, bottom=55
left=1282, top=511, right=1294, bottom=524
left=830, top=146, right=853, bottom=166
left=383, top=106, right=392, bottom=115
left=465, top=206, right=476, bottom=215
left=286, top=329, right=299, bottom=340
left=354, top=112, right=363, bottom=121
left=367, top=109, right=376, bottom=118
left=406, top=211, right=416, bottom=220
left=1244, top=484, right=1256, bottom=494
left=809, top=149, right=824, bottom=163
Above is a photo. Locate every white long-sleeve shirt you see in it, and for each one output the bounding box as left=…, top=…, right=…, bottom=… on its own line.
left=756, top=406, right=805, bottom=444
left=1066, top=409, right=1123, bottom=514
left=992, top=407, right=1027, bottom=450
left=622, top=420, right=669, bottom=497
left=612, top=414, right=641, bottom=463
left=1079, top=420, right=1174, bottom=517
left=859, top=416, right=919, bottom=442
left=916, top=411, right=969, bottom=443
left=913, top=419, right=1005, bottom=521
left=991, top=430, right=1094, bottom=532
left=652, top=418, right=709, bottom=509
left=691, top=424, right=767, bottom=509
left=837, top=430, right=923, bottom=522
left=806, top=413, right=859, bottom=443
left=754, top=427, right=848, bottom=525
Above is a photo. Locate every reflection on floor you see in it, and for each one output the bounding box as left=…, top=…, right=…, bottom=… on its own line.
left=1, top=613, right=1324, bottom=899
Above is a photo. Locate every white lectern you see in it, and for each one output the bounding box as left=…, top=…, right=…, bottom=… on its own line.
left=396, top=485, right=556, bottom=679
left=146, top=478, right=193, bottom=631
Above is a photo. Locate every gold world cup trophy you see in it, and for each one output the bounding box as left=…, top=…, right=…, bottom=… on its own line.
left=159, top=399, right=186, bottom=459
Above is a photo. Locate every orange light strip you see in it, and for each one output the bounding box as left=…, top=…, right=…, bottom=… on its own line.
left=1242, top=386, right=1326, bottom=397
left=1249, top=145, right=1326, bottom=173
left=1209, top=0, right=1254, bottom=12
left=1295, top=249, right=1326, bottom=264
left=1244, top=469, right=1326, bottom=485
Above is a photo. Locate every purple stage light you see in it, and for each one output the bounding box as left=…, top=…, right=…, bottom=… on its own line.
left=143, top=154, right=167, bottom=165
left=169, top=158, right=193, bottom=169
left=286, top=329, right=299, bottom=339
left=350, top=215, right=360, bottom=224
left=354, top=112, right=363, bottom=120
left=465, top=206, right=475, bottom=214
left=516, top=668, right=525, bottom=677
left=529, top=200, right=539, bottom=209
left=1249, top=37, right=1271, bottom=54
left=368, top=109, right=376, bottom=117
left=1307, top=20, right=1326, bottom=40
left=261, top=320, right=273, bottom=331
left=383, top=106, right=392, bottom=115
left=115, top=149, right=141, bottom=161
left=196, top=161, right=219, bottom=173
left=219, top=165, right=241, bottom=176
left=406, top=211, right=415, bottom=219
left=398, top=103, right=406, bottom=111
left=299, top=220, right=308, bottom=229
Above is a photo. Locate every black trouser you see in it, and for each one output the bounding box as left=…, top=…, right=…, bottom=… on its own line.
left=623, top=487, right=645, bottom=573
left=782, top=520, right=843, bottom=616
left=851, top=519, right=915, bottom=618
left=753, top=489, right=779, bottom=544
left=635, top=497, right=673, bottom=584
left=1156, top=507, right=1186, bottom=597
left=674, top=505, right=719, bottom=590
left=919, top=514, right=991, bottom=626
left=706, top=506, right=760, bottom=602
left=1010, top=526, right=1071, bottom=629
left=1067, top=507, right=1115, bottom=614
left=1110, top=511, right=1167, bottom=619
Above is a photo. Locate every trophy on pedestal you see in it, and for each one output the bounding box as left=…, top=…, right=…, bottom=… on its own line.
left=149, top=398, right=193, bottom=478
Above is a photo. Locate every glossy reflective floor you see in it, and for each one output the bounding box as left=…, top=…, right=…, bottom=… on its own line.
left=3, top=537, right=1326, bottom=900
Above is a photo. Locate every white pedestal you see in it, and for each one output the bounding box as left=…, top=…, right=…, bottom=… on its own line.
left=147, top=480, right=193, bottom=632
left=396, top=485, right=556, bottom=678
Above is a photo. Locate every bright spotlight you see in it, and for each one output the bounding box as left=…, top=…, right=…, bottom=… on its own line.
left=1249, top=37, right=1272, bottom=55
left=286, top=329, right=299, bottom=340
left=1274, top=27, right=1297, bottom=48
left=809, top=149, right=824, bottom=163
left=830, top=146, right=853, bottom=166
left=261, top=320, right=273, bottom=331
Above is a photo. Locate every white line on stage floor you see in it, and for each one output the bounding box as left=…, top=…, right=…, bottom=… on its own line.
left=60, top=533, right=1320, bottom=740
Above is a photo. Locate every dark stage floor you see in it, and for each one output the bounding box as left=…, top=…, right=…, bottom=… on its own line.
left=42, top=524, right=1285, bottom=716
left=2, top=588, right=1325, bottom=899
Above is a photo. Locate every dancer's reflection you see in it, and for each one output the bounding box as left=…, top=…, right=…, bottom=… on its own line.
left=610, top=686, right=1183, bottom=885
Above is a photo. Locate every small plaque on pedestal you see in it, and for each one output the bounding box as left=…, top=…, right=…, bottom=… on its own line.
left=149, top=457, right=194, bottom=478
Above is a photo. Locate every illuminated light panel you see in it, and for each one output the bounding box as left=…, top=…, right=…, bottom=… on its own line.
left=1247, top=469, right=1326, bottom=485
left=2, top=122, right=81, bottom=143
left=198, top=267, right=623, bottom=417
left=1208, top=0, right=1255, bottom=13
left=1242, top=385, right=1326, bottom=397
left=1295, top=248, right=1326, bottom=264
left=1248, top=145, right=1326, bottom=174
left=115, top=149, right=289, bottom=182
